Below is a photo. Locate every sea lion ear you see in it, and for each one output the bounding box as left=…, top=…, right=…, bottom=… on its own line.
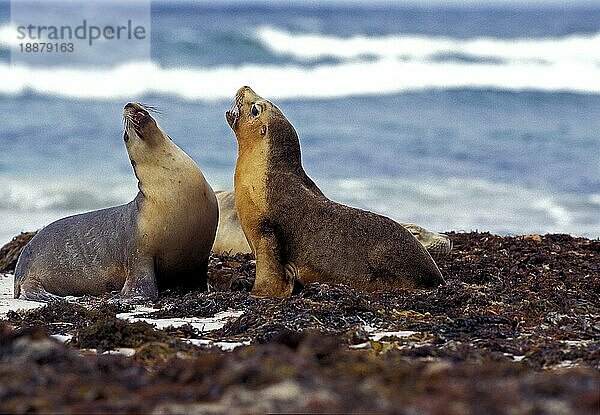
left=260, top=125, right=267, bottom=136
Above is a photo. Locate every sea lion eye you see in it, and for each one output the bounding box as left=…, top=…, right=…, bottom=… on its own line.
left=250, top=104, right=260, bottom=117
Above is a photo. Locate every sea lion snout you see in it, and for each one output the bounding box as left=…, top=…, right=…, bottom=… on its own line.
left=123, top=102, right=150, bottom=125
left=123, top=103, right=159, bottom=142
left=226, top=86, right=269, bottom=136
left=226, top=87, right=254, bottom=130
left=237, top=85, right=259, bottom=99
left=233, top=86, right=256, bottom=100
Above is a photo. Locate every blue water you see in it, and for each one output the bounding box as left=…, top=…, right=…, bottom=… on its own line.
left=1, top=2, right=599, bottom=242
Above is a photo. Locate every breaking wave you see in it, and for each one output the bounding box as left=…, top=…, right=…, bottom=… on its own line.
left=0, top=24, right=599, bottom=99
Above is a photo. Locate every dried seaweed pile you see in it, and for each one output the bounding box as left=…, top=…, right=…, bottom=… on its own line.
left=1, top=324, right=597, bottom=414
left=0, top=232, right=35, bottom=273
left=0, top=231, right=598, bottom=413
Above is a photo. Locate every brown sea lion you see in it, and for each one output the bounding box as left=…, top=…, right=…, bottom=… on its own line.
left=225, top=86, right=444, bottom=297
left=212, top=189, right=452, bottom=258
left=14, top=103, right=218, bottom=302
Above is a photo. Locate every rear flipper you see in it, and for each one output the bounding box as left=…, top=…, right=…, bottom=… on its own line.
left=119, top=257, right=158, bottom=300
left=15, top=278, right=66, bottom=303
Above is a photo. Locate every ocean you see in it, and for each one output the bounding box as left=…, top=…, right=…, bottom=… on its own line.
left=0, top=2, right=599, bottom=244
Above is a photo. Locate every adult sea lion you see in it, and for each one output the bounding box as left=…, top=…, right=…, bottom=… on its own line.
left=212, top=189, right=452, bottom=258
left=225, top=86, right=444, bottom=297
left=14, top=103, right=218, bottom=302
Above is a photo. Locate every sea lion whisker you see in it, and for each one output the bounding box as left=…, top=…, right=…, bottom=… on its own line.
left=139, top=103, right=162, bottom=115
left=123, top=114, right=140, bottom=128
left=122, top=116, right=144, bottom=139
left=123, top=114, right=134, bottom=124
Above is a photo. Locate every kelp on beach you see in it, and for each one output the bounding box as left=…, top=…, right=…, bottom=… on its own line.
left=0, top=231, right=598, bottom=413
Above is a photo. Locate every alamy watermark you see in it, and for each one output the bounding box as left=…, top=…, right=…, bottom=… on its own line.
left=10, top=0, right=150, bottom=67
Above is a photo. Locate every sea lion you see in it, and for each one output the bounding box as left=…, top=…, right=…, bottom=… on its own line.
left=212, top=189, right=452, bottom=258
left=212, top=190, right=253, bottom=255
left=225, top=86, right=445, bottom=297
left=14, top=103, right=218, bottom=302
left=401, top=223, right=452, bottom=258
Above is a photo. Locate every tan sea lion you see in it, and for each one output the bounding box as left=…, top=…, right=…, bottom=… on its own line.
left=401, top=223, right=452, bottom=258
left=225, top=86, right=445, bottom=297
left=212, top=189, right=452, bottom=258
left=212, top=190, right=253, bottom=255
left=14, top=103, right=218, bottom=302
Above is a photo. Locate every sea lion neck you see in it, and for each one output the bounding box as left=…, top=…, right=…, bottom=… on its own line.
left=133, top=139, right=203, bottom=203
left=266, top=118, right=304, bottom=173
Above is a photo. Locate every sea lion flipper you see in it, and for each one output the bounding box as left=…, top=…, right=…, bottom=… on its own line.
left=16, top=278, right=65, bottom=303
left=250, top=236, right=293, bottom=298
left=119, top=258, right=158, bottom=300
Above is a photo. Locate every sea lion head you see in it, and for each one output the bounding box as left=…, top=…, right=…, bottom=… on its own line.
left=226, top=86, right=301, bottom=165
left=122, top=102, right=176, bottom=188
left=225, top=86, right=271, bottom=138
left=402, top=223, right=453, bottom=258
left=123, top=102, right=167, bottom=147
left=123, top=102, right=174, bottom=168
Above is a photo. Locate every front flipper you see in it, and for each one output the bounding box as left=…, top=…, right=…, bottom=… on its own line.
left=251, top=233, right=293, bottom=298
left=119, top=257, right=158, bottom=300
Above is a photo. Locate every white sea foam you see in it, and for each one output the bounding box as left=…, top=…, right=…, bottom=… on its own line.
left=319, top=176, right=600, bottom=238
left=0, top=24, right=19, bottom=48
left=0, top=176, right=136, bottom=244
left=1, top=23, right=599, bottom=99
left=0, top=58, right=599, bottom=100
left=256, top=26, right=600, bottom=65
left=532, top=198, right=572, bottom=228
left=0, top=175, right=597, bottom=244
left=589, top=194, right=600, bottom=206
left=0, top=176, right=134, bottom=211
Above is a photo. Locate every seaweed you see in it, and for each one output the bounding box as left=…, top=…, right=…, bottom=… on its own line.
left=0, top=231, right=598, bottom=412
left=0, top=232, right=36, bottom=273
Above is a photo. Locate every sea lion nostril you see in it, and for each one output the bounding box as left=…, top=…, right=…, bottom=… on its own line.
left=123, top=131, right=129, bottom=142
left=124, top=103, right=135, bottom=110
